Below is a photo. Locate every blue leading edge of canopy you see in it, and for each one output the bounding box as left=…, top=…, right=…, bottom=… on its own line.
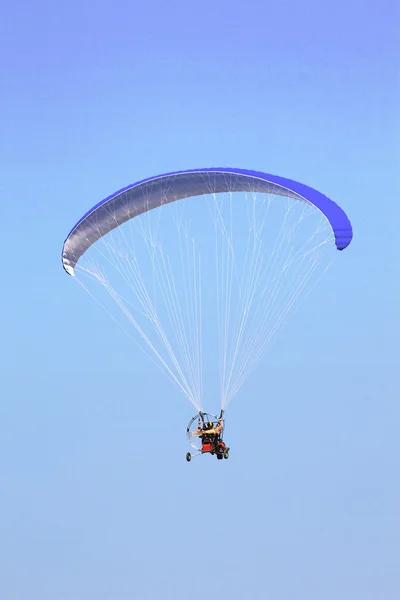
left=63, top=168, right=353, bottom=273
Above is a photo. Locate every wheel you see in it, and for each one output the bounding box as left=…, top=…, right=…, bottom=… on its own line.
left=223, top=449, right=229, bottom=459
left=217, top=453, right=223, bottom=460
left=186, top=452, right=191, bottom=462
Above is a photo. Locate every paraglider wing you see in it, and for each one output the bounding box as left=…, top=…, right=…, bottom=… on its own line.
left=61, top=167, right=353, bottom=413
left=62, top=168, right=353, bottom=276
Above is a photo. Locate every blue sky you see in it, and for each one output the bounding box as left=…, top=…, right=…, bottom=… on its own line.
left=1, top=1, right=399, bottom=598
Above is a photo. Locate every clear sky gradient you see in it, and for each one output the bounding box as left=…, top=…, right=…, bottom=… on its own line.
left=1, top=1, right=399, bottom=599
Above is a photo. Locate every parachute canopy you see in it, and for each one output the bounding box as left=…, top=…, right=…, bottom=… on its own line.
left=62, top=168, right=353, bottom=276
left=62, top=168, right=353, bottom=413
